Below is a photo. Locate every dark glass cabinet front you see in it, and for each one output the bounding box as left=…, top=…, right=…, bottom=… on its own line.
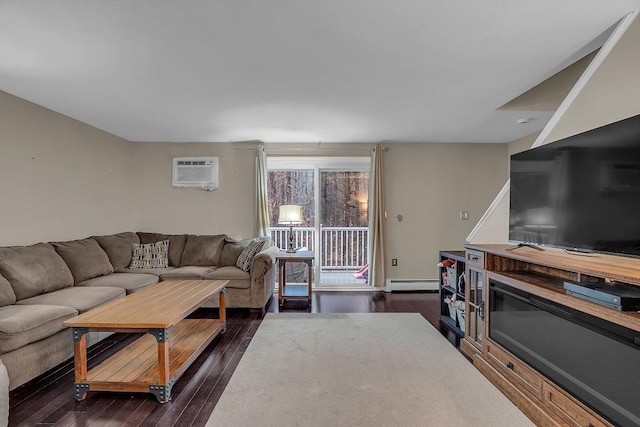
left=489, top=280, right=640, bottom=427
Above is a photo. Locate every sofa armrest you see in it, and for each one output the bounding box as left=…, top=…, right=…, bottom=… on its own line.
left=0, top=358, right=8, bottom=427
left=248, top=246, right=279, bottom=309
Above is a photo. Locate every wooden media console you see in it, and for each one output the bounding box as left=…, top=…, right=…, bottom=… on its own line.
left=461, top=244, right=639, bottom=427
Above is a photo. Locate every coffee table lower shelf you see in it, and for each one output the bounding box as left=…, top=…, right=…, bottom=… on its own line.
left=75, top=318, right=224, bottom=402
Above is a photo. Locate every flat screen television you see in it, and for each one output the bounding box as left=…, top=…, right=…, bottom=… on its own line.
left=509, top=114, right=640, bottom=257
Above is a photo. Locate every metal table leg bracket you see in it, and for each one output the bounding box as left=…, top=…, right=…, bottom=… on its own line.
left=72, top=327, right=89, bottom=342
left=149, top=327, right=171, bottom=343
left=150, top=379, right=174, bottom=403
left=74, top=383, right=90, bottom=401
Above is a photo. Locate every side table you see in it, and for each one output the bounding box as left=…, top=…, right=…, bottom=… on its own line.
left=277, top=250, right=314, bottom=306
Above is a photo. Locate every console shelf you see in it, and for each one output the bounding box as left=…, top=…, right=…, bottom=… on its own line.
left=488, top=270, right=640, bottom=332
left=437, top=250, right=466, bottom=344
left=479, top=244, right=640, bottom=286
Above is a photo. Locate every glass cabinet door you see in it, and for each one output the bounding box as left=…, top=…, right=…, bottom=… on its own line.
left=469, top=269, right=477, bottom=303
left=467, top=304, right=477, bottom=342
left=466, top=266, right=484, bottom=348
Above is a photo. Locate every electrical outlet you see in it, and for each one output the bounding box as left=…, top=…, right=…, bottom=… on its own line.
left=459, top=210, right=469, bottom=220
left=392, top=258, right=398, bottom=266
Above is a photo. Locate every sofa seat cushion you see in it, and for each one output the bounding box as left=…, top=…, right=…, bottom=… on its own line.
left=92, top=232, right=140, bottom=270
left=0, top=304, right=78, bottom=354
left=204, top=266, right=251, bottom=289
left=160, top=266, right=216, bottom=280
left=115, top=266, right=176, bottom=276
left=180, top=235, right=227, bottom=267
left=0, top=243, right=74, bottom=300
left=137, top=233, right=187, bottom=267
left=0, top=273, right=16, bottom=307
left=16, top=286, right=125, bottom=313
left=51, top=238, right=114, bottom=284
left=77, top=273, right=159, bottom=294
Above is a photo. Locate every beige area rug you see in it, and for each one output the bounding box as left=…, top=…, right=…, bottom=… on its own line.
left=206, top=313, right=535, bottom=427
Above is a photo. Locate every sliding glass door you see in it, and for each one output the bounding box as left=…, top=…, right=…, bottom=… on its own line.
left=267, top=169, right=315, bottom=253
left=319, top=170, right=369, bottom=286
left=268, top=157, right=369, bottom=288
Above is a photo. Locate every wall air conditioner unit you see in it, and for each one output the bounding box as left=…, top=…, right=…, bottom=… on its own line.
left=172, top=157, right=219, bottom=191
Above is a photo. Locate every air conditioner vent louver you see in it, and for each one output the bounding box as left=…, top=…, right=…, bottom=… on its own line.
left=172, top=157, right=219, bottom=191
left=178, top=160, right=208, bottom=166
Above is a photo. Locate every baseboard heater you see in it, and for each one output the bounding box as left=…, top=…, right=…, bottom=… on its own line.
left=385, top=279, right=438, bottom=292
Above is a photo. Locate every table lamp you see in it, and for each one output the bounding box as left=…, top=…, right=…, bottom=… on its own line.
left=278, top=204, right=303, bottom=253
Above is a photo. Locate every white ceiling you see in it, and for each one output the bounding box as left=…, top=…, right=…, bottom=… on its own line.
left=0, top=0, right=638, bottom=144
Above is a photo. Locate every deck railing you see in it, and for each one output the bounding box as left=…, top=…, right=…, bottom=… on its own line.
left=270, top=227, right=368, bottom=270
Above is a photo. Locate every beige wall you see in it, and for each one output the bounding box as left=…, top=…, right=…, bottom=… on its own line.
left=130, top=142, right=257, bottom=240
left=0, top=91, right=133, bottom=246
left=463, top=131, right=541, bottom=246
left=508, top=132, right=540, bottom=159
left=384, top=143, right=507, bottom=279
left=499, top=51, right=597, bottom=112
left=129, top=141, right=507, bottom=280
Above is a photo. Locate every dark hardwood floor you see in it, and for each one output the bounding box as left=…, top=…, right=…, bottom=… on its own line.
left=8, top=290, right=443, bottom=427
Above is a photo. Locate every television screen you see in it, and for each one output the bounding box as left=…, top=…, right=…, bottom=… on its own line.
left=509, top=115, right=640, bottom=257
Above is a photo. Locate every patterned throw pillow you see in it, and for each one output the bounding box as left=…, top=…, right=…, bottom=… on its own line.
left=130, top=240, right=169, bottom=269
left=235, top=239, right=266, bottom=272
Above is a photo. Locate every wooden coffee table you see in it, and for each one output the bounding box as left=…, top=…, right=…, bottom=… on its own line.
left=63, top=279, right=227, bottom=403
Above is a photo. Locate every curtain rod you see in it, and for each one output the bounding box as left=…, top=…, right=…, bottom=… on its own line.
left=233, top=146, right=389, bottom=152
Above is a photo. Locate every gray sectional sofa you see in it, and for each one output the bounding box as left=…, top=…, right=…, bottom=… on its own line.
left=0, top=231, right=278, bottom=395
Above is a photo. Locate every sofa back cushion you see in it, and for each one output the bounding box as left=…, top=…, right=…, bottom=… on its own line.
left=137, top=232, right=187, bottom=267
left=0, top=273, right=16, bottom=306
left=220, top=238, right=251, bottom=267
left=0, top=243, right=74, bottom=300
left=180, top=234, right=227, bottom=267
left=223, top=236, right=272, bottom=267
left=92, top=232, right=140, bottom=270
left=52, top=238, right=114, bottom=284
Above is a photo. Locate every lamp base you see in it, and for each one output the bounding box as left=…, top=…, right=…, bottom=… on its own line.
left=286, top=225, right=297, bottom=253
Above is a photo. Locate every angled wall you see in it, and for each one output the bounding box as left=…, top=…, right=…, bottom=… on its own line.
left=468, top=12, right=640, bottom=245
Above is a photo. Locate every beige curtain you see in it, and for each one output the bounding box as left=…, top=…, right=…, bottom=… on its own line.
left=256, top=144, right=270, bottom=237
left=368, top=144, right=386, bottom=287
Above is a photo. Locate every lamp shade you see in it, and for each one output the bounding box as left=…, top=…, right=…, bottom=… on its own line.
left=278, top=204, right=304, bottom=225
